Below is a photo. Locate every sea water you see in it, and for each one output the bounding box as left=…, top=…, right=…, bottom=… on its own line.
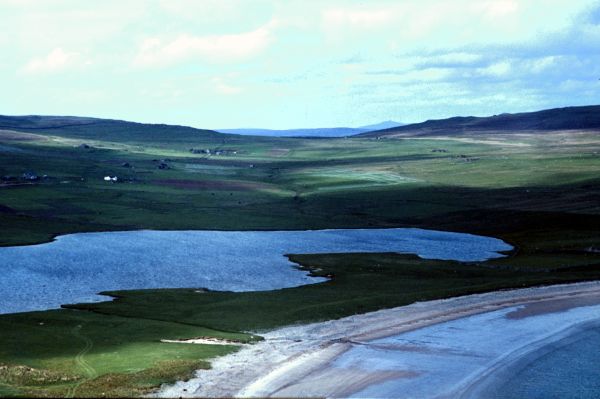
left=333, top=303, right=600, bottom=399
left=473, top=321, right=600, bottom=399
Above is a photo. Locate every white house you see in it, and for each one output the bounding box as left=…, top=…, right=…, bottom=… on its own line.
left=103, top=176, right=118, bottom=182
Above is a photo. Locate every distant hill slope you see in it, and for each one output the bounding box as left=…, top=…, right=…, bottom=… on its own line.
left=218, top=127, right=368, bottom=137
left=217, top=121, right=403, bottom=137
left=358, top=120, right=404, bottom=131
left=361, top=106, right=600, bottom=137
left=0, top=115, right=224, bottom=143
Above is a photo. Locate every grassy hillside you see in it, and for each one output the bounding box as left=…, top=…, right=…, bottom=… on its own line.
left=1, top=114, right=598, bottom=246
left=0, top=114, right=225, bottom=145
left=361, top=105, right=600, bottom=137
left=0, top=309, right=253, bottom=397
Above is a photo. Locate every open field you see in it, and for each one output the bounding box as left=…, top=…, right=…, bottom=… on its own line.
left=0, top=116, right=599, bottom=396
left=0, top=310, right=255, bottom=397
left=1, top=123, right=598, bottom=246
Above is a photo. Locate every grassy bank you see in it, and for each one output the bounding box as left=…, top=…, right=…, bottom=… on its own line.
left=68, top=252, right=600, bottom=332
left=0, top=310, right=255, bottom=397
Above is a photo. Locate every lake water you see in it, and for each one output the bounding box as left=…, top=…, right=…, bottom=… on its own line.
left=0, top=228, right=511, bottom=314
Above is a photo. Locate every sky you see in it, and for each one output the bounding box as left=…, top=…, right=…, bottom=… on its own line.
left=1, top=0, right=600, bottom=129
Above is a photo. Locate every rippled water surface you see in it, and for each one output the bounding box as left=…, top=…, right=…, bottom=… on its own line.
left=0, top=228, right=511, bottom=314
left=474, top=321, right=600, bottom=399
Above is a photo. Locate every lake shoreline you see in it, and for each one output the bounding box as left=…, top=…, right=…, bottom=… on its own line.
left=154, top=281, right=600, bottom=398
left=0, top=228, right=511, bottom=314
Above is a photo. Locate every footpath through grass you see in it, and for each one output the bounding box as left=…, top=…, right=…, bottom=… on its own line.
left=0, top=310, right=254, bottom=397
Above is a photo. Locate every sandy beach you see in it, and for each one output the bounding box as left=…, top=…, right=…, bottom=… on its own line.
left=154, top=281, right=600, bottom=398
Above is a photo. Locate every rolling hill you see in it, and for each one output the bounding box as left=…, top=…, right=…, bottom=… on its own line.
left=0, top=115, right=404, bottom=141
left=361, top=105, right=600, bottom=137
left=0, top=114, right=224, bottom=144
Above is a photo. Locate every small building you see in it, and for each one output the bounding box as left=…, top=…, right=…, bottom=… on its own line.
left=22, top=171, right=39, bottom=181
left=103, top=176, right=118, bottom=182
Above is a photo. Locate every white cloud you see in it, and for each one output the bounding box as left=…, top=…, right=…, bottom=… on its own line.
left=478, top=61, right=511, bottom=76
left=529, top=56, right=559, bottom=73
left=435, top=52, right=482, bottom=64
left=133, top=24, right=274, bottom=67
left=158, top=0, right=237, bottom=19
left=477, top=0, right=519, bottom=18
left=392, top=67, right=452, bottom=83
left=138, top=84, right=184, bottom=104
left=211, top=77, right=242, bottom=95
left=417, top=52, right=483, bottom=67
left=320, top=4, right=401, bottom=44
left=322, top=7, right=393, bottom=29
left=20, top=47, right=89, bottom=74
left=318, top=0, right=522, bottom=48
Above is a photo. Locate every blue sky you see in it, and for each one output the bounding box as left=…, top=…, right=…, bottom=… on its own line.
left=2, top=0, right=600, bottom=129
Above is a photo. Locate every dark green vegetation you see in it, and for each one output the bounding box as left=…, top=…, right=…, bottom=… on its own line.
left=0, top=107, right=599, bottom=396
left=360, top=105, right=600, bottom=136
left=69, top=252, right=600, bottom=333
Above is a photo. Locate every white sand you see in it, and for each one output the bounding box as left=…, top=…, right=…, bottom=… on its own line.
left=160, top=338, right=245, bottom=346
left=153, top=281, right=600, bottom=398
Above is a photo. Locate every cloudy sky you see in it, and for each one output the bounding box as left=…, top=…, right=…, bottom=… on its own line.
left=2, top=0, right=600, bottom=129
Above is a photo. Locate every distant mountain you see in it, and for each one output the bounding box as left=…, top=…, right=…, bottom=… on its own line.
left=217, top=121, right=404, bottom=137
left=217, top=127, right=367, bottom=137
left=360, top=106, right=600, bottom=137
left=0, top=115, right=406, bottom=141
left=358, top=120, right=404, bottom=130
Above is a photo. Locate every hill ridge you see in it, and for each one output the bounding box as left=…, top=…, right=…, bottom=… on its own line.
left=362, top=105, right=600, bottom=137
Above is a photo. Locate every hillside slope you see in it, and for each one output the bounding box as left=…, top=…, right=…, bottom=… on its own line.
left=0, top=114, right=224, bottom=144
left=361, top=105, right=600, bottom=137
